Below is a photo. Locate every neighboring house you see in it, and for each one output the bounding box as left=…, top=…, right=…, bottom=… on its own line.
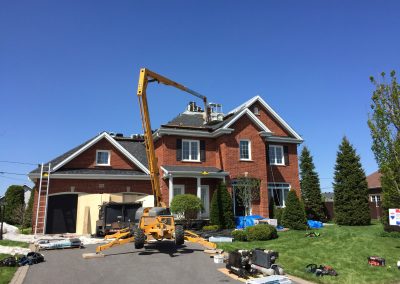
left=366, top=171, right=382, bottom=203
left=322, top=192, right=334, bottom=202
left=29, top=95, right=303, bottom=234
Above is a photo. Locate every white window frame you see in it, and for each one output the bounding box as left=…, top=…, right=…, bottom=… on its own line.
left=268, top=183, right=290, bottom=208
left=181, top=139, right=200, bottom=162
left=239, top=139, right=252, bottom=161
left=370, top=195, right=381, bottom=202
left=269, top=145, right=285, bottom=165
left=96, top=150, right=111, bottom=166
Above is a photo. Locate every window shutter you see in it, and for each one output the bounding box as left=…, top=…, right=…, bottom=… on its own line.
left=284, top=146, right=289, bottom=165
left=176, top=139, right=182, bottom=161
left=200, top=140, right=206, bottom=162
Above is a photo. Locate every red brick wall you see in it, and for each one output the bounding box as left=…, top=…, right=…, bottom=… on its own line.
left=63, top=138, right=140, bottom=171
left=267, top=143, right=301, bottom=193
left=249, top=102, right=292, bottom=137
left=217, top=115, right=269, bottom=216
left=160, top=136, right=217, bottom=167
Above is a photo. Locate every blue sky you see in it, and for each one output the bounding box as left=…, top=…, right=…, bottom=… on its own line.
left=1, top=1, right=399, bottom=196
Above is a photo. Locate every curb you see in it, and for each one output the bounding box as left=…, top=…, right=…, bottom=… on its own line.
left=10, top=265, right=29, bottom=284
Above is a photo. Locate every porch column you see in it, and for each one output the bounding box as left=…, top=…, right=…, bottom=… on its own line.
left=197, top=177, right=201, bottom=218
left=168, top=175, right=174, bottom=206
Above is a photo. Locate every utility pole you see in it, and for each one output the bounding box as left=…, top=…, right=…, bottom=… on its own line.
left=0, top=203, right=5, bottom=240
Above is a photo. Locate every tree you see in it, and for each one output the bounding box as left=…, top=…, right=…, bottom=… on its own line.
left=281, top=190, right=308, bottom=230
left=368, top=71, right=400, bottom=231
left=234, top=176, right=261, bottom=216
left=4, top=185, right=25, bottom=225
left=333, top=137, right=371, bottom=226
left=170, top=194, right=202, bottom=227
left=299, top=146, right=325, bottom=221
left=210, top=183, right=235, bottom=229
left=24, top=191, right=34, bottom=228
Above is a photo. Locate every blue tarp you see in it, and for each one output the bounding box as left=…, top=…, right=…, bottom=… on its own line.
left=235, top=215, right=263, bottom=229
left=307, top=220, right=323, bottom=229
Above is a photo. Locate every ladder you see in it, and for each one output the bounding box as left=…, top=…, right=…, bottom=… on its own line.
left=34, top=163, right=51, bottom=235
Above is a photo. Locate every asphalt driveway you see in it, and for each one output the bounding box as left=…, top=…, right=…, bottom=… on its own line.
left=23, top=241, right=241, bottom=284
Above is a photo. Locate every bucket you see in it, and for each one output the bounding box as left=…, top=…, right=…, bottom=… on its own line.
left=214, top=254, right=224, bottom=264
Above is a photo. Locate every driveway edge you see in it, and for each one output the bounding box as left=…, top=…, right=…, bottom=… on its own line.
left=10, top=265, right=29, bottom=284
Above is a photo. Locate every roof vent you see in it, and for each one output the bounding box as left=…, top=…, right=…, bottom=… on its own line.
left=208, top=103, right=224, bottom=122
left=109, top=132, right=116, bottom=137
left=115, top=133, right=123, bottom=137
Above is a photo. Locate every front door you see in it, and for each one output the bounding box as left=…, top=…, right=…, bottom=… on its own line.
left=200, top=185, right=210, bottom=218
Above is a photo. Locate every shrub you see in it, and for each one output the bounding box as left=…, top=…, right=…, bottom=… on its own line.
left=380, top=231, right=400, bottom=238
left=282, top=190, right=308, bottom=230
left=4, top=185, right=25, bottom=225
left=232, top=230, right=247, bottom=241
left=170, top=194, right=203, bottom=226
left=273, top=206, right=285, bottom=226
left=245, top=224, right=278, bottom=241
left=24, top=190, right=34, bottom=228
left=210, top=183, right=235, bottom=229
left=202, top=225, right=219, bottom=231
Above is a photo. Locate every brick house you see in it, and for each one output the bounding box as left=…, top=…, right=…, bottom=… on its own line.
left=29, top=96, right=303, bottom=234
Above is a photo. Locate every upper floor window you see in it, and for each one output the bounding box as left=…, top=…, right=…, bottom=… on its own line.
left=96, top=150, right=110, bottom=166
left=239, top=140, right=251, bottom=160
left=182, top=139, right=200, bottom=161
left=269, top=145, right=284, bottom=165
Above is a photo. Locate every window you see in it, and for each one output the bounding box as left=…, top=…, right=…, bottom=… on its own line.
left=96, top=150, right=110, bottom=166
left=239, top=140, right=251, bottom=160
left=370, top=195, right=381, bottom=202
left=268, top=183, right=290, bottom=207
left=269, top=145, right=284, bottom=165
left=182, top=140, right=200, bottom=161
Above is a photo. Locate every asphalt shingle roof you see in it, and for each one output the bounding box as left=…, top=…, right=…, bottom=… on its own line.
left=366, top=171, right=381, bottom=189
left=162, top=165, right=225, bottom=173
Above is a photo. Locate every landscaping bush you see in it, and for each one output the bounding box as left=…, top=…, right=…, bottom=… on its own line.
left=232, top=230, right=247, bottom=241
left=273, top=206, right=285, bottom=226
left=245, top=224, right=278, bottom=241
left=23, top=191, right=34, bottom=228
left=210, top=183, right=235, bottom=229
left=202, top=225, right=219, bottom=231
left=282, top=190, right=308, bottom=230
left=170, top=194, right=203, bottom=226
left=3, top=185, right=25, bottom=225
left=380, top=231, right=400, bottom=238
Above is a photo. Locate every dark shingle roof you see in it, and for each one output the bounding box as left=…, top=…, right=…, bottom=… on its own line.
left=162, top=111, right=236, bottom=131
left=162, top=165, right=225, bottom=173
left=117, top=140, right=148, bottom=168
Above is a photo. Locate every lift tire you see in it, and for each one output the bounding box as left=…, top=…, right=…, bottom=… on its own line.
left=175, top=225, right=185, bottom=245
left=134, top=228, right=145, bottom=249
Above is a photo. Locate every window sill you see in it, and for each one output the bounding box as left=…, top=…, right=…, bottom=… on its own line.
left=239, top=159, right=253, bottom=162
left=96, top=164, right=111, bottom=167
left=269, top=164, right=286, bottom=167
left=181, top=160, right=202, bottom=163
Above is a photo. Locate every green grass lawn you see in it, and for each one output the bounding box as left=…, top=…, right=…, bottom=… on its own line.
left=0, top=240, right=29, bottom=248
left=218, top=222, right=400, bottom=284
left=0, top=254, right=17, bottom=284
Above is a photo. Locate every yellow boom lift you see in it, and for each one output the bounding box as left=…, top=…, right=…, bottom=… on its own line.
left=94, top=69, right=215, bottom=254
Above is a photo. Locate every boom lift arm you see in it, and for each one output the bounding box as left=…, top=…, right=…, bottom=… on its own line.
left=136, top=68, right=208, bottom=207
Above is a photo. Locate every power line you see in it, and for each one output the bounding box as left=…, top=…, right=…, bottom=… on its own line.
left=0, top=160, right=38, bottom=166
left=0, top=171, right=27, bottom=176
left=0, top=175, right=29, bottom=183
